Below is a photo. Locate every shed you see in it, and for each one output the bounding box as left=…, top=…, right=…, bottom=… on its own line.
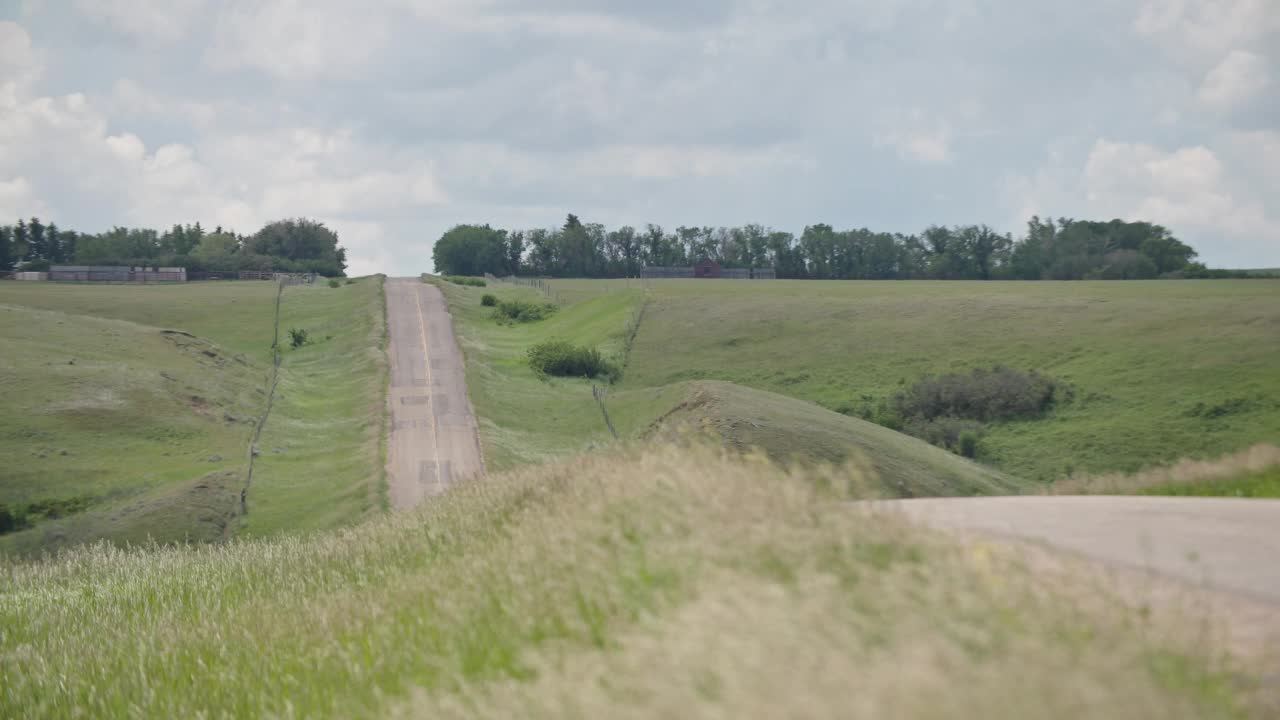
left=694, top=258, right=722, bottom=278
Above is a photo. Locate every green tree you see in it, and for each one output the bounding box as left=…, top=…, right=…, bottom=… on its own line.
left=0, top=225, right=13, bottom=271
left=25, top=217, right=46, bottom=260
left=246, top=218, right=347, bottom=276
left=431, top=224, right=508, bottom=276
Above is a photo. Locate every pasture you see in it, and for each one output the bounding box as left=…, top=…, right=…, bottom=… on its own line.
left=604, top=279, right=1280, bottom=481
left=0, top=279, right=386, bottom=553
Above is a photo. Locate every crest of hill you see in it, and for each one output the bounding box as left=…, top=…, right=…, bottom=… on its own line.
left=642, top=380, right=1022, bottom=497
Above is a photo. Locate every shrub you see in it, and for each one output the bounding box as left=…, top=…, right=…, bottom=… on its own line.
left=443, top=275, right=487, bottom=287
left=288, top=328, right=310, bottom=349
left=480, top=294, right=498, bottom=307
left=891, top=365, right=1061, bottom=424
left=492, top=299, right=558, bottom=323
left=345, top=278, right=357, bottom=285
left=527, top=340, right=617, bottom=380
left=327, top=278, right=341, bottom=288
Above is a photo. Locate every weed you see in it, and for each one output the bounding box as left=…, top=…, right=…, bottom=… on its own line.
left=528, top=340, right=617, bottom=380
left=288, top=327, right=310, bottom=349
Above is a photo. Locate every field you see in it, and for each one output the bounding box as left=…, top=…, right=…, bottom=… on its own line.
left=436, top=277, right=1014, bottom=496
left=0, top=279, right=386, bottom=553
left=0, top=445, right=1260, bottom=718
left=600, top=279, right=1280, bottom=482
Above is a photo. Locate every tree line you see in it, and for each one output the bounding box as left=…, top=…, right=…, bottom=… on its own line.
left=433, top=214, right=1243, bottom=280
left=0, top=217, right=348, bottom=277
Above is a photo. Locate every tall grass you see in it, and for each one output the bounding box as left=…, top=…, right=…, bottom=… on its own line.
left=0, top=446, right=1258, bottom=718
left=1048, top=443, right=1280, bottom=495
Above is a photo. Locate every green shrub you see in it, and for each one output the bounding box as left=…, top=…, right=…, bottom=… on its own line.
left=891, top=365, right=1062, bottom=423
left=345, top=278, right=357, bottom=285
left=958, top=431, right=979, bottom=459
left=480, top=294, right=498, bottom=307
left=527, top=340, right=617, bottom=380
left=492, top=299, right=558, bottom=323
left=443, top=275, right=487, bottom=287
left=288, top=328, right=310, bottom=349
left=327, top=278, right=341, bottom=288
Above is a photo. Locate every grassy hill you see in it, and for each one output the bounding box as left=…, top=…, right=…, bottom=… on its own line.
left=436, top=277, right=1019, bottom=496
left=0, top=445, right=1258, bottom=718
left=609, top=278, right=1280, bottom=482
left=646, top=380, right=1019, bottom=497
left=0, top=279, right=386, bottom=554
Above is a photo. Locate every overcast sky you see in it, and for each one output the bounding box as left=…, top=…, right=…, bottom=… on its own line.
left=1, top=1, right=1277, bottom=274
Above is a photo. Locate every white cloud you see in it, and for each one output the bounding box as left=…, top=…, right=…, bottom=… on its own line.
left=73, top=0, right=208, bottom=42
left=1135, top=0, right=1280, bottom=60
left=0, top=21, right=39, bottom=100
left=1198, top=50, right=1269, bottom=109
left=204, top=1, right=392, bottom=78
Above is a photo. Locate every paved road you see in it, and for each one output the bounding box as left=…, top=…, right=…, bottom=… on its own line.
left=384, top=278, right=483, bottom=509
left=875, top=495, right=1280, bottom=604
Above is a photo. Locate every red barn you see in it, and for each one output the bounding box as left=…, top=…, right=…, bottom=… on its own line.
left=694, top=258, right=722, bottom=278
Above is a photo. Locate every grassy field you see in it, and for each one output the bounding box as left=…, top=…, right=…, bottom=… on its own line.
left=0, top=445, right=1263, bottom=718
left=0, top=279, right=387, bottom=553
left=599, top=279, right=1280, bottom=482
left=437, top=277, right=1017, bottom=495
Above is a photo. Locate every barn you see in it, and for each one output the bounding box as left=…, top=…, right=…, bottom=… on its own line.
left=694, top=258, right=722, bottom=278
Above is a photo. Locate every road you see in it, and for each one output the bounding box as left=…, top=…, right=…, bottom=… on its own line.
left=384, top=278, right=484, bottom=509
left=876, top=495, right=1280, bottom=604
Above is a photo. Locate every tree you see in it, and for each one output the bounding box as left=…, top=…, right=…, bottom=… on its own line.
left=0, top=226, right=13, bottom=271
left=431, top=224, right=508, bottom=276
left=505, top=231, right=525, bottom=276
left=25, top=217, right=46, bottom=261
left=245, top=218, right=347, bottom=276
left=12, top=220, right=29, bottom=262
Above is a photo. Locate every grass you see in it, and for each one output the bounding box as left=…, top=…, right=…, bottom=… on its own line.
left=0, top=445, right=1262, bottom=718
left=1048, top=443, right=1280, bottom=497
left=432, top=276, right=643, bottom=470
left=614, top=279, right=1280, bottom=482
left=0, top=279, right=387, bottom=554
left=439, top=277, right=1016, bottom=495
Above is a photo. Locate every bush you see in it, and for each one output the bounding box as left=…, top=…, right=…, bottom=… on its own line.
left=21, top=259, right=51, bottom=272
left=492, top=299, right=558, bottom=323
left=345, top=278, right=357, bottom=285
left=527, top=340, right=617, bottom=380
left=288, top=328, right=309, bottom=349
left=327, top=278, right=341, bottom=288
left=480, top=294, right=498, bottom=307
left=891, top=365, right=1062, bottom=424
left=444, top=275, right=486, bottom=287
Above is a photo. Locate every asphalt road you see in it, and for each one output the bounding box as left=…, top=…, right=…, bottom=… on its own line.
left=384, top=278, right=483, bottom=509
left=875, top=495, right=1280, bottom=605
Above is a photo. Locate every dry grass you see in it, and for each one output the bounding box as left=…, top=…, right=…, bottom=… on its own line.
left=1048, top=444, right=1280, bottom=495
left=0, top=445, right=1261, bottom=718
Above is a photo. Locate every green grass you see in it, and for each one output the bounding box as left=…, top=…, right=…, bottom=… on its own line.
left=434, top=276, right=643, bottom=470
left=0, top=446, right=1260, bottom=718
left=617, top=279, right=1280, bottom=482
left=649, top=380, right=1019, bottom=497
left=0, top=279, right=387, bottom=553
left=1140, top=466, right=1280, bottom=498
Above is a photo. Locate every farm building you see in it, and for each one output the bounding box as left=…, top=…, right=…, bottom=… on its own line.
left=48, top=265, right=187, bottom=282
left=641, top=260, right=775, bottom=280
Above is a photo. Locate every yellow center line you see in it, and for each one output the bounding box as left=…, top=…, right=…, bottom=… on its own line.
left=413, top=284, right=443, bottom=491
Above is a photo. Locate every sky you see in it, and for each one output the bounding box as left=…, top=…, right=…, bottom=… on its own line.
left=1, top=0, right=1277, bottom=275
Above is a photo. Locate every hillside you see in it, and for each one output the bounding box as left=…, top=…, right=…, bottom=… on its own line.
left=616, top=279, right=1280, bottom=481
left=0, top=279, right=387, bottom=554
left=0, top=446, right=1257, bottom=718
left=436, top=278, right=1022, bottom=496
left=645, top=381, right=1020, bottom=497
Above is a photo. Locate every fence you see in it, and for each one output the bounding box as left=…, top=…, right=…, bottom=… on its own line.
left=640, top=266, right=775, bottom=280
left=488, top=274, right=554, bottom=298
left=186, top=270, right=318, bottom=284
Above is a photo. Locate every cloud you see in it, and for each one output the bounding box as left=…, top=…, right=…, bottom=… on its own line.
left=1198, top=50, right=1269, bottom=110
left=2, top=1, right=1278, bottom=274
left=72, top=0, right=208, bottom=42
